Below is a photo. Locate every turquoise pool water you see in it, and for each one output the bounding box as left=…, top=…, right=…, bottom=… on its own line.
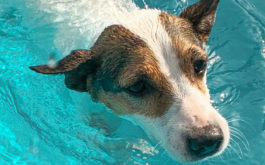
left=0, top=0, right=264, bottom=164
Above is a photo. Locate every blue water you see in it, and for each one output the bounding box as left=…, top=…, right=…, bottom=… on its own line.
left=0, top=0, right=264, bottom=164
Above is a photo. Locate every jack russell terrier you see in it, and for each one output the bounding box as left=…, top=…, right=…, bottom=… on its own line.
left=30, top=0, right=229, bottom=162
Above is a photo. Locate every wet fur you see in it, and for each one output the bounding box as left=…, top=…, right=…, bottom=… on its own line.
left=30, top=0, right=229, bottom=162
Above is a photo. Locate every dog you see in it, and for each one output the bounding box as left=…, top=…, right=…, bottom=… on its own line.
left=30, top=0, right=229, bottom=162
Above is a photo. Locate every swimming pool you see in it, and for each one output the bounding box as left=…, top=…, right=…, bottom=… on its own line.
left=0, top=0, right=264, bottom=164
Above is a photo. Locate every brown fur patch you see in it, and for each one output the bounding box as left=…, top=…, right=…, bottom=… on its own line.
left=180, top=0, right=219, bottom=43
left=89, top=25, right=174, bottom=117
left=30, top=49, right=96, bottom=92
left=159, top=12, right=207, bottom=93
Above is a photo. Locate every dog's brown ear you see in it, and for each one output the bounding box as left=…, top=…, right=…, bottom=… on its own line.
left=30, top=49, right=97, bottom=92
left=180, top=0, right=219, bottom=43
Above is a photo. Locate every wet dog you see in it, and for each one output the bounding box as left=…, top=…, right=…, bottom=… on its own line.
left=30, top=0, right=229, bottom=162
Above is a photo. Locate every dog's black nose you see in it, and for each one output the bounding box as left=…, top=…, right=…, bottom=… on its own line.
left=187, top=125, right=223, bottom=158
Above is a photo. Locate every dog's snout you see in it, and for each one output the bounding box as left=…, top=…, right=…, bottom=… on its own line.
left=186, top=125, right=224, bottom=158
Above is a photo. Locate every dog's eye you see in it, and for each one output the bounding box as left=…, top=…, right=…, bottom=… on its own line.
left=126, top=81, right=146, bottom=95
left=194, top=59, right=207, bottom=75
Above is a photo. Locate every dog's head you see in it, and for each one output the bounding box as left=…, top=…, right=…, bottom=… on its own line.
left=30, top=0, right=229, bottom=162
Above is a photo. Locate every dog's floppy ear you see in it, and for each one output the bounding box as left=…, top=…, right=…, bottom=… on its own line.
left=30, top=49, right=97, bottom=92
left=180, top=0, right=219, bottom=43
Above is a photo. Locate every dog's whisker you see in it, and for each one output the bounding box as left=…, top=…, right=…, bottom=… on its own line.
left=222, top=145, right=237, bottom=160
left=229, top=136, right=244, bottom=159
left=230, top=134, right=248, bottom=157
left=230, top=119, right=252, bottom=130
left=230, top=129, right=249, bottom=149
left=226, top=143, right=242, bottom=160
left=229, top=126, right=250, bottom=152
left=230, top=130, right=246, bottom=151
left=227, top=118, right=242, bottom=123
left=227, top=116, right=256, bottom=133
left=220, top=146, right=235, bottom=162
left=219, top=154, right=225, bottom=162
left=227, top=144, right=236, bottom=158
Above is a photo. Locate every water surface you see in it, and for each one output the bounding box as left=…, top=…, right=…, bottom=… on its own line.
left=0, top=0, right=264, bottom=164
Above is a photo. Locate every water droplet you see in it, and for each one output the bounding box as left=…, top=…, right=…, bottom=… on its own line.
left=47, top=55, right=57, bottom=68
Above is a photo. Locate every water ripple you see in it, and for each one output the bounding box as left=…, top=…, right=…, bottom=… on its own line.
left=0, top=0, right=264, bottom=164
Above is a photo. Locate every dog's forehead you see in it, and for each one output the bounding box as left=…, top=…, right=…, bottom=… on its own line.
left=91, top=10, right=207, bottom=93
left=159, top=12, right=201, bottom=45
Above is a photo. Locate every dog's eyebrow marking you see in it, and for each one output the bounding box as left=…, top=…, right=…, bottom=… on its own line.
left=159, top=12, right=207, bottom=93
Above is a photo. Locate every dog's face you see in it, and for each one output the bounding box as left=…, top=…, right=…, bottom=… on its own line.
left=30, top=0, right=229, bottom=162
